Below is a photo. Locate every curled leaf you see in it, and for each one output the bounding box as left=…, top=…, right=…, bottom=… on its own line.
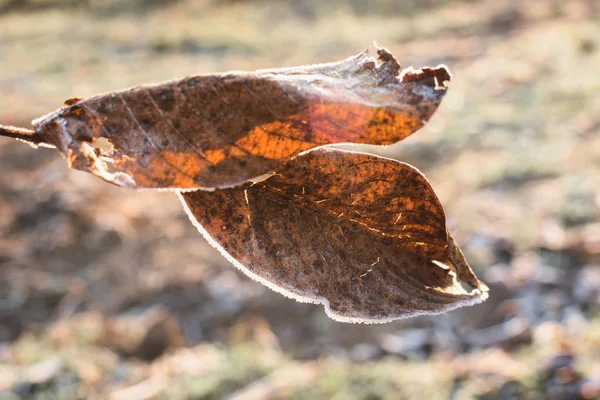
left=32, top=46, right=451, bottom=189
left=180, top=148, right=488, bottom=323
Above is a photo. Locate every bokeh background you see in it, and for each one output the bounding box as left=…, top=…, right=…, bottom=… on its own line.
left=1, top=0, right=600, bottom=398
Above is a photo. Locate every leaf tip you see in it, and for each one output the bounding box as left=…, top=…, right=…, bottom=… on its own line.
left=400, top=64, right=452, bottom=90
left=63, top=97, right=84, bottom=107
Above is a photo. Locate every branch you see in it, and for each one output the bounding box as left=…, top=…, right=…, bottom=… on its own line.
left=0, top=124, right=48, bottom=146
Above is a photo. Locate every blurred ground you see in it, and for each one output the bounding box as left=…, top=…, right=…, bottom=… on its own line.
left=1, top=0, right=600, bottom=398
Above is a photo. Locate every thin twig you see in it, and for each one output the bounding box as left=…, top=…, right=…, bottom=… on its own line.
left=0, top=124, right=48, bottom=146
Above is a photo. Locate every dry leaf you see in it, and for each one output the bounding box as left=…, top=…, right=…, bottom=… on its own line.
left=26, top=46, right=450, bottom=189
left=0, top=44, right=488, bottom=323
left=180, top=148, right=488, bottom=323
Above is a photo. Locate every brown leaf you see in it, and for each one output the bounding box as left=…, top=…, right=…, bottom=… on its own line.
left=32, top=46, right=451, bottom=189
left=180, top=148, right=488, bottom=323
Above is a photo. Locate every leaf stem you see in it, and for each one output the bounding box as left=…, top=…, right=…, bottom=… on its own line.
left=0, top=124, right=47, bottom=146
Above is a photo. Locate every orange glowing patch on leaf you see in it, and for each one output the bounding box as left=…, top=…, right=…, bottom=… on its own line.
left=180, top=149, right=488, bottom=323
left=25, top=45, right=450, bottom=190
